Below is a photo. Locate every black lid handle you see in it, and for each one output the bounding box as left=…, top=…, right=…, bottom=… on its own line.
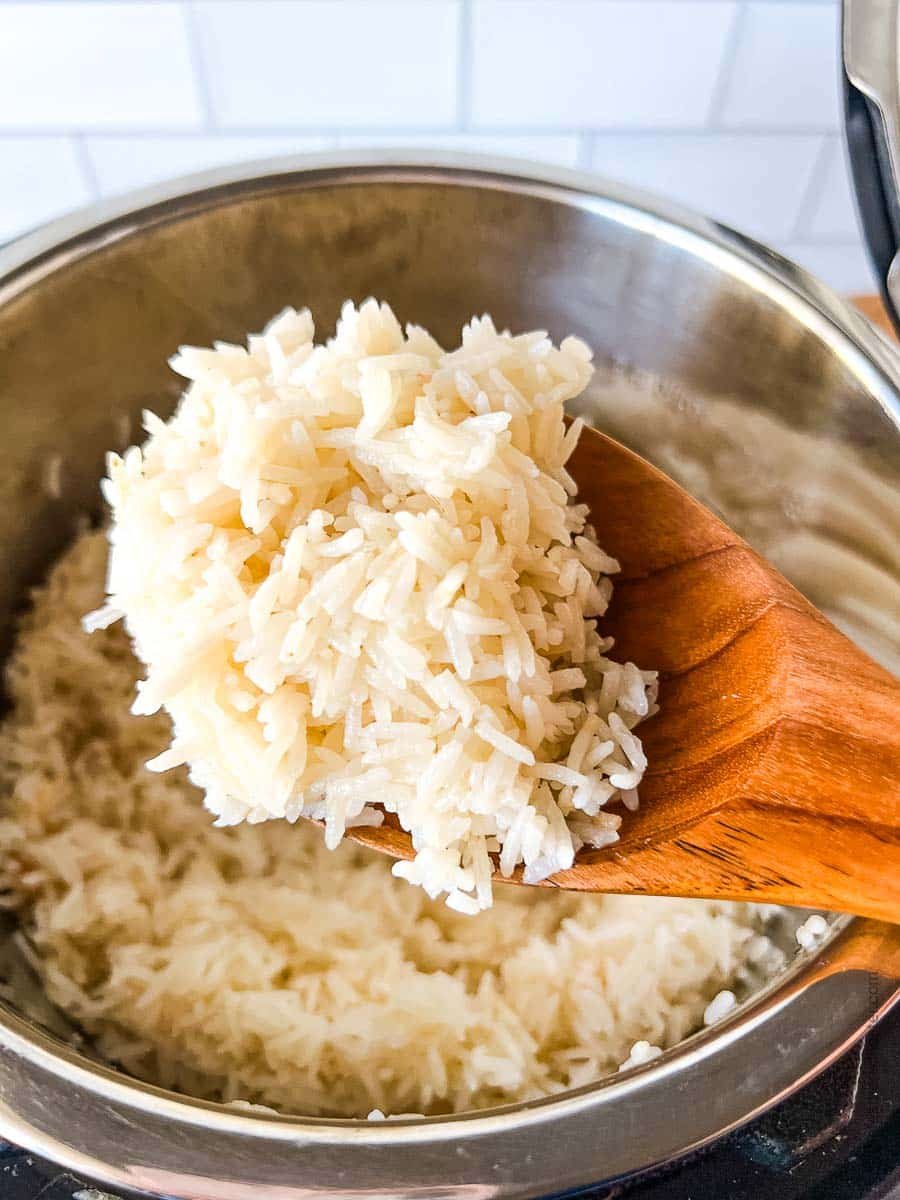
left=843, top=0, right=900, bottom=332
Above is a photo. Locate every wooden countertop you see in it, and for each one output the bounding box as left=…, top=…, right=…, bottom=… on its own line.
left=852, top=294, right=893, bottom=337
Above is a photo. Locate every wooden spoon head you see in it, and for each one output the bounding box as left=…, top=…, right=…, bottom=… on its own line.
left=345, top=426, right=900, bottom=920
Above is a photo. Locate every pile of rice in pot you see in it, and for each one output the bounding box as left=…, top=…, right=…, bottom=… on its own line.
left=0, top=530, right=784, bottom=1115
left=93, top=301, right=657, bottom=911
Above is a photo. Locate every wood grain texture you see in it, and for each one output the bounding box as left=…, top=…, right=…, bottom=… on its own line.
left=347, top=424, right=900, bottom=921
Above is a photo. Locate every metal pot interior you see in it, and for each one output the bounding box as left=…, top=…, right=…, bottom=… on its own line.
left=0, top=158, right=896, bottom=1194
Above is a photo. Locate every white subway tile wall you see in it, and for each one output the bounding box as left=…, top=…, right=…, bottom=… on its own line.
left=0, top=139, right=93, bottom=237
left=807, top=137, right=861, bottom=238
left=0, top=3, right=202, bottom=129
left=471, top=1, right=738, bottom=128
left=196, top=1, right=461, bottom=128
left=720, top=3, right=842, bottom=129
left=334, top=132, right=582, bottom=167
left=86, top=135, right=333, bottom=195
left=0, top=0, right=874, bottom=292
left=588, top=134, right=822, bottom=241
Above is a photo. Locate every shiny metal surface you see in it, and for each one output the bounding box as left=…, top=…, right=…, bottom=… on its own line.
left=843, top=0, right=900, bottom=322
left=0, top=154, right=897, bottom=1199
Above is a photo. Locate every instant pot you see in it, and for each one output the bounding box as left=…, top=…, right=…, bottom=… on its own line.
left=0, top=8, right=897, bottom=1199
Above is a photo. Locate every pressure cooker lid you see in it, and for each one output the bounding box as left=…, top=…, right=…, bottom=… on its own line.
left=844, top=0, right=900, bottom=326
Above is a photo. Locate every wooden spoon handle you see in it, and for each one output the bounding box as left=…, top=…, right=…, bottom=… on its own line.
left=812, top=918, right=900, bottom=979
left=746, top=607, right=900, bottom=919
left=551, top=602, right=900, bottom=921
left=544, top=426, right=900, bottom=921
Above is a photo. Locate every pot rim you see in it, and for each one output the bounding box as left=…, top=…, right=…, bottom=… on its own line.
left=0, top=152, right=897, bottom=1199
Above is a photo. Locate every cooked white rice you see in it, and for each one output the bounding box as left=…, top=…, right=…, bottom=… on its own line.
left=97, top=301, right=657, bottom=911
left=0, top=532, right=784, bottom=1116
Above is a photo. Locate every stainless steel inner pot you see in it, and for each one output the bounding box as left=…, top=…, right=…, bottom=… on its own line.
left=0, top=155, right=897, bottom=1200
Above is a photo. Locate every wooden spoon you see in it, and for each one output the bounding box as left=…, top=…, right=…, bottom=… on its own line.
left=346, top=425, right=900, bottom=922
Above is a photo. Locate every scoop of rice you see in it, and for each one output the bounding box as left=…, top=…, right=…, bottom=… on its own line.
left=96, top=301, right=657, bottom=911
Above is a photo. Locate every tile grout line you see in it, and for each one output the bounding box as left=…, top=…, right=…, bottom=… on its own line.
left=790, top=133, right=834, bottom=239
left=0, top=0, right=843, bottom=5
left=704, top=0, right=746, bottom=131
left=456, top=0, right=473, bottom=130
left=71, top=133, right=101, bottom=200
left=0, top=125, right=843, bottom=139
left=576, top=132, right=594, bottom=171
left=183, top=0, right=216, bottom=130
